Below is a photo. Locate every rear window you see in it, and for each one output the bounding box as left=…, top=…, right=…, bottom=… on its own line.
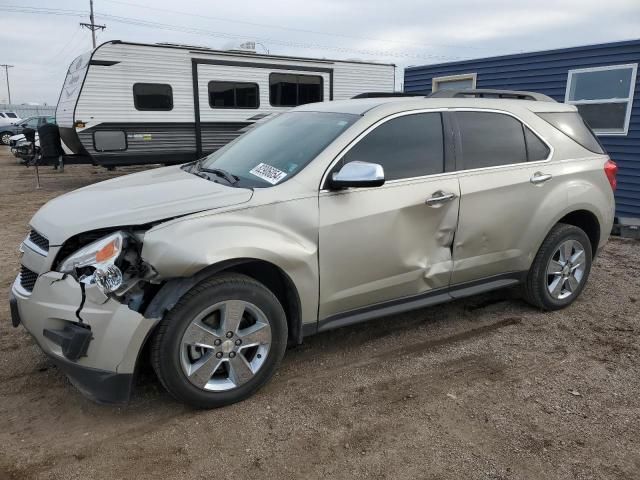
left=537, top=112, right=604, bottom=154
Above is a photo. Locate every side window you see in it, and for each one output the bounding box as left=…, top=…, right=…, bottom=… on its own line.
left=269, top=73, right=323, bottom=107
left=341, top=113, right=444, bottom=181
left=524, top=127, right=550, bottom=161
left=6, top=112, right=17, bottom=118
left=208, top=81, right=259, bottom=109
left=456, top=112, right=527, bottom=169
left=133, top=83, right=173, bottom=111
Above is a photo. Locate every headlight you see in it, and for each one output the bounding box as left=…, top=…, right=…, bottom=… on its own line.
left=59, top=231, right=127, bottom=293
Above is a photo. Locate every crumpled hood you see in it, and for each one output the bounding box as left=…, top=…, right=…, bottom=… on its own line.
left=30, top=165, right=253, bottom=245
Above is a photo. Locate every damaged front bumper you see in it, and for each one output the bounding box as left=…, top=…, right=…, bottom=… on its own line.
left=11, top=271, right=156, bottom=404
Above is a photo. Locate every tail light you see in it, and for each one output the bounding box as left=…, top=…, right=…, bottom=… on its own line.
left=604, top=159, right=618, bottom=191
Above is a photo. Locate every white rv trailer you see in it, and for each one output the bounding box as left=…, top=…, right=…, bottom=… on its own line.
left=56, top=41, right=396, bottom=166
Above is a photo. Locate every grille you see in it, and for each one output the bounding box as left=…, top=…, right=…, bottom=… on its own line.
left=28, top=230, right=49, bottom=252
left=19, top=266, right=38, bottom=292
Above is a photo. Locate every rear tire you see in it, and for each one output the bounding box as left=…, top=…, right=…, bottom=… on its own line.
left=151, top=273, right=287, bottom=408
left=523, top=223, right=592, bottom=310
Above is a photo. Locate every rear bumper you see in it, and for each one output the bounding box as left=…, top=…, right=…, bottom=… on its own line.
left=11, top=271, right=156, bottom=404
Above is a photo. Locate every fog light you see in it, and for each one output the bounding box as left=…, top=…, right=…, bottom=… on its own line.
left=94, top=264, right=123, bottom=293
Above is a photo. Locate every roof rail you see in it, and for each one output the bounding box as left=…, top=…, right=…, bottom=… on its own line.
left=429, top=89, right=556, bottom=102
left=351, top=92, right=425, bottom=99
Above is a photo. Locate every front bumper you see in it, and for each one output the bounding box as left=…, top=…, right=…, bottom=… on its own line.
left=11, top=271, right=156, bottom=404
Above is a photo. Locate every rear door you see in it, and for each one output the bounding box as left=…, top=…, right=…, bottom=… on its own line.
left=449, top=109, right=558, bottom=286
left=318, top=111, right=460, bottom=319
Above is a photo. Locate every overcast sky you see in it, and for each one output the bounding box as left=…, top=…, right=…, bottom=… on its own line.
left=1, top=0, right=639, bottom=105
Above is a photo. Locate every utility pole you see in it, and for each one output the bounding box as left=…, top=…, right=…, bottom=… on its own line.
left=80, top=0, right=106, bottom=49
left=0, top=64, right=13, bottom=104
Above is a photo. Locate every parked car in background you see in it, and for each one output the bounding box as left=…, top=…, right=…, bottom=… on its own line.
left=0, top=111, right=22, bottom=127
left=11, top=90, right=616, bottom=408
left=2, top=116, right=55, bottom=145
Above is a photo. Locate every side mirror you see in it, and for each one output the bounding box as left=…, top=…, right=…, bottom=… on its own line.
left=329, top=161, right=385, bottom=189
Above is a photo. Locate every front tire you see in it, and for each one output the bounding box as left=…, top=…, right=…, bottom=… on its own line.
left=1, top=132, right=12, bottom=145
left=523, top=223, right=592, bottom=310
left=151, top=273, right=288, bottom=408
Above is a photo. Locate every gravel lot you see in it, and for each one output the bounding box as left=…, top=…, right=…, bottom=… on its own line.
left=0, top=146, right=639, bottom=479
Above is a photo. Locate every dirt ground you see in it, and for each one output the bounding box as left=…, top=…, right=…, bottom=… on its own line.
left=0, top=146, right=639, bottom=480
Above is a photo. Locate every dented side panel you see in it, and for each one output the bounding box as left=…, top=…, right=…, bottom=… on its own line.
left=451, top=155, right=613, bottom=284
left=141, top=197, right=320, bottom=325
left=318, top=175, right=460, bottom=319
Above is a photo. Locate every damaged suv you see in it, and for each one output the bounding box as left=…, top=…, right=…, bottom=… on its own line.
left=11, top=90, right=616, bottom=408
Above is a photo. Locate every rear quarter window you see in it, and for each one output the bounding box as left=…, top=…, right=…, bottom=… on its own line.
left=537, top=112, right=604, bottom=154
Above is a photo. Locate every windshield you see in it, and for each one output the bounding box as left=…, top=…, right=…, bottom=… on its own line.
left=198, top=111, right=358, bottom=187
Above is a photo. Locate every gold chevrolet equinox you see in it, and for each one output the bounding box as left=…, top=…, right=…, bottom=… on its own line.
left=11, top=90, right=617, bottom=408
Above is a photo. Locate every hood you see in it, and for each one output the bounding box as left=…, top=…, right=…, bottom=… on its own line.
left=31, top=165, right=253, bottom=245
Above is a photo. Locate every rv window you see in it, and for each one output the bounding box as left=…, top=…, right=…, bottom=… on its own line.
left=133, top=83, right=173, bottom=111
left=269, top=73, right=323, bottom=107
left=208, top=81, right=259, bottom=109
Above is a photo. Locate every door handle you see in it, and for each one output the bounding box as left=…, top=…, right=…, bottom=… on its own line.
left=530, top=172, right=553, bottom=184
left=425, top=190, right=457, bottom=206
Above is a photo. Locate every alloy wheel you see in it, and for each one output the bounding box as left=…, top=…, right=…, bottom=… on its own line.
left=546, top=239, right=586, bottom=300
left=179, top=300, right=272, bottom=391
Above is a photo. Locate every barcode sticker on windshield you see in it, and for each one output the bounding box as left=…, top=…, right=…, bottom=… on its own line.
left=249, top=163, right=288, bottom=185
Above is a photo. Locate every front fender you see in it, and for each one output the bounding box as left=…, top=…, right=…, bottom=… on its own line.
left=141, top=198, right=319, bottom=324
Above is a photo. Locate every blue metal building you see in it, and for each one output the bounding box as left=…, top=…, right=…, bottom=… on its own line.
left=404, top=39, right=640, bottom=224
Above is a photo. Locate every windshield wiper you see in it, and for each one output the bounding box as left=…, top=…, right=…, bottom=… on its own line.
left=199, top=167, right=239, bottom=186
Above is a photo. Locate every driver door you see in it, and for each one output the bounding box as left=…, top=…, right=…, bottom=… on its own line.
left=318, top=111, right=460, bottom=320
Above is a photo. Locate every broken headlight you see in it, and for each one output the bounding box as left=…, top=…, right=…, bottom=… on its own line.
left=59, top=231, right=131, bottom=294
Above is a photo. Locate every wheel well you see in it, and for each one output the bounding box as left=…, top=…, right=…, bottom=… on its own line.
left=557, top=210, right=601, bottom=255
left=141, top=258, right=303, bottom=348
left=223, top=260, right=302, bottom=345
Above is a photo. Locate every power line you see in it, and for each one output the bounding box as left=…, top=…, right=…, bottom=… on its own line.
left=3, top=4, right=462, bottom=61
left=42, top=26, right=83, bottom=67
left=100, top=0, right=493, bottom=52
left=96, top=12, right=461, bottom=61
left=2, top=6, right=87, bottom=17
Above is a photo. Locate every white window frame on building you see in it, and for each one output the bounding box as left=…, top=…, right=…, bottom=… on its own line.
left=565, top=63, right=638, bottom=136
left=432, top=73, right=477, bottom=92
